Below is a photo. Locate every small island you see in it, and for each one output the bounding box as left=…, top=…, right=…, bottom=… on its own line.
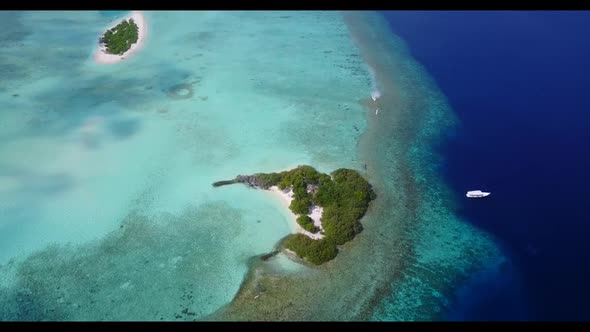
left=213, top=165, right=376, bottom=265
left=95, top=11, right=147, bottom=64
left=100, top=18, right=138, bottom=55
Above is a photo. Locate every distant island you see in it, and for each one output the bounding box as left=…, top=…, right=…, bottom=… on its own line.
left=94, top=11, right=147, bottom=64
left=100, top=18, right=138, bottom=55
left=213, top=165, right=376, bottom=265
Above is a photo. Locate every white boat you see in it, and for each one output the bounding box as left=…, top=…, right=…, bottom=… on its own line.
left=466, top=190, right=491, bottom=198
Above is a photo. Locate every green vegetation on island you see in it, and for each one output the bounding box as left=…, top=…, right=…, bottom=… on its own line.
left=99, top=18, right=139, bottom=55
left=296, top=215, right=319, bottom=233
left=284, top=234, right=338, bottom=266
left=213, top=165, right=376, bottom=265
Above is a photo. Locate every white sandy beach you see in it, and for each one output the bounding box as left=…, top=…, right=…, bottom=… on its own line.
left=269, top=185, right=325, bottom=240
left=94, top=11, right=147, bottom=64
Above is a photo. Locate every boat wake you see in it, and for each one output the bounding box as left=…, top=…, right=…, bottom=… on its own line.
left=367, top=64, right=382, bottom=102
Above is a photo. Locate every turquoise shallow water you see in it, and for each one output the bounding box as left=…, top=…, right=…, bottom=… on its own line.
left=0, top=11, right=369, bottom=320
left=0, top=11, right=503, bottom=321
left=195, top=12, right=505, bottom=321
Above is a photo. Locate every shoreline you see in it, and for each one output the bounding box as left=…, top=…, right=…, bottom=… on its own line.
left=210, top=11, right=431, bottom=321
left=268, top=185, right=325, bottom=240
left=94, top=11, right=147, bottom=65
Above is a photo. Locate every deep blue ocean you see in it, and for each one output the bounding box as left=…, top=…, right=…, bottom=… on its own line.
left=382, top=11, right=590, bottom=321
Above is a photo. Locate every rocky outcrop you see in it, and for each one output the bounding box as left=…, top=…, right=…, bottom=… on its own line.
left=212, top=174, right=264, bottom=188
left=236, top=175, right=265, bottom=188
left=211, top=179, right=238, bottom=187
